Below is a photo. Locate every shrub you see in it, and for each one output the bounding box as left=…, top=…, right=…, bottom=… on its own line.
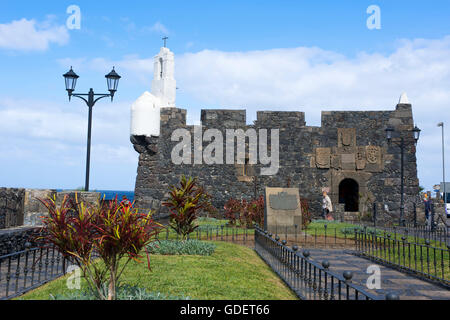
left=224, top=196, right=265, bottom=228
left=301, top=199, right=311, bottom=229
left=49, top=284, right=191, bottom=300
left=200, top=190, right=219, bottom=218
left=37, top=194, right=162, bottom=300
left=147, top=240, right=216, bottom=256
left=241, top=196, right=264, bottom=228
left=163, top=176, right=212, bottom=240
left=224, top=198, right=241, bottom=225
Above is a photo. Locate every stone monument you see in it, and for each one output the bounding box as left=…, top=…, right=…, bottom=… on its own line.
left=265, top=187, right=302, bottom=235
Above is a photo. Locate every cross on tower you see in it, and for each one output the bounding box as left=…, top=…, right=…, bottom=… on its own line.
left=162, top=37, right=168, bottom=48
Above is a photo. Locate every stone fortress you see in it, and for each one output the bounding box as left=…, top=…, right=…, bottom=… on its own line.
left=130, top=46, right=420, bottom=222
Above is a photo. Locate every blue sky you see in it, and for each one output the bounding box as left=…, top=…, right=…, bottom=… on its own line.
left=0, top=1, right=449, bottom=192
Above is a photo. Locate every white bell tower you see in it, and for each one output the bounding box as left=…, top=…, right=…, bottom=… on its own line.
left=151, top=47, right=176, bottom=108
left=130, top=43, right=177, bottom=138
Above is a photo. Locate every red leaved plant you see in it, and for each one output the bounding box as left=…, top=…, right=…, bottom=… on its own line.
left=300, top=198, right=311, bottom=229
left=246, top=196, right=265, bottom=228
left=223, top=198, right=241, bottom=225
left=224, top=196, right=265, bottom=228
left=163, top=176, right=211, bottom=240
left=38, top=194, right=162, bottom=300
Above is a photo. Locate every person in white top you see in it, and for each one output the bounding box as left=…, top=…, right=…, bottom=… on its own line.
left=322, top=191, right=333, bottom=220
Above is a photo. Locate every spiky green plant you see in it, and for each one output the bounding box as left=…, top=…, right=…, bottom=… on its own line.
left=163, top=176, right=211, bottom=240
left=37, top=194, right=162, bottom=300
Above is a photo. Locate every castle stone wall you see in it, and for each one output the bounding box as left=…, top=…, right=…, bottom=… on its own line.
left=132, top=104, right=420, bottom=222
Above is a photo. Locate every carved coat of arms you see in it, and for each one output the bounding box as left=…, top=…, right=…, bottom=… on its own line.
left=356, top=147, right=366, bottom=170
left=366, top=146, right=380, bottom=164
left=338, top=128, right=356, bottom=148
left=315, top=148, right=331, bottom=169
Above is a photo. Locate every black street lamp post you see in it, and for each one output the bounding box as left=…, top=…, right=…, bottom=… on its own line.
left=63, top=67, right=121, bottom=192
left=385, top=125, right=421, bottom=226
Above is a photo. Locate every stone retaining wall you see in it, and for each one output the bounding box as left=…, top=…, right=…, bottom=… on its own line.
left=23, top=189, right=57, bottom=226
left=0, top=188, right=25, bottom=229
left=0, top=226, right=43, bottom=256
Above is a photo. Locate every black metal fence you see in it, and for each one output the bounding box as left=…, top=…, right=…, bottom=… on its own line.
left=268, top=224, right=356, bottom=249
left=337, top=201, right=448, bottom=235
left=0, top=245, right=70, bottom=300
left=254, top=226, right=397, bottom=300
left=370, top=224, right=449, bottom=248
left=354, top=228, right=450, bottom=286
left=157, top=221, right=448, bottom=250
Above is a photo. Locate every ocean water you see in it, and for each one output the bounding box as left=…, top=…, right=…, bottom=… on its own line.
left=56, top=190, right=135, bottom=202
left=97, top=190, right=135, bottom=202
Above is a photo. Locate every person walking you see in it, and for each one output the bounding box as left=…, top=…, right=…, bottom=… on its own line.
left=322, top=191, right=334, bottom=221
left=423, top=194, right=432, bottom=228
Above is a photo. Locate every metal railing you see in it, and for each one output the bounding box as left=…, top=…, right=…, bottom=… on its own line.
left=254, top=226, right=398, bottom=300
left=376, top=224, right=449, bottom=246
left=354, top=228, right=450, bottom=286
left=0, top=245, right=70, bottom=300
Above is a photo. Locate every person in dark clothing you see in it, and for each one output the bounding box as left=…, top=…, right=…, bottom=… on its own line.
left=423, top=194, right=432, bottom=224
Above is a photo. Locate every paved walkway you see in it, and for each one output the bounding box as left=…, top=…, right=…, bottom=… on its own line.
left=307, top=249, right=450, bottom=300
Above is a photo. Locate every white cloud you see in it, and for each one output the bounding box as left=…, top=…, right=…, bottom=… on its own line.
left=58, top=35, right=450, bottom=191
left=0, top=97, right=134, bottom=143
left=0, top=97, right=138, bottom=190
left=175, top=38, right=450, bottom=124
left=0, top=18, right=69, bottom=51
left=175, top=39, right=450, bottom=191
left=147, top=22, right=169, bottom=35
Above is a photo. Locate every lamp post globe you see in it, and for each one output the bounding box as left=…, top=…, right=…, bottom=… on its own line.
left=63, top=67, right=79, bottom=100
left=385, top=127, right=394, bottom=142
left=412, top=126, right=421, bottom=145
left=105, top=67, right=121, bottom=101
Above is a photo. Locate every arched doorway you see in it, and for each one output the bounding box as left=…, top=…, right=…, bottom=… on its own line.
left=339, top=179, right=359, bottom=212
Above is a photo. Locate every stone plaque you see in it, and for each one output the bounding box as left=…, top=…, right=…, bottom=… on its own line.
left=356, top=147, right=366, bottom=170
left=315, top=148, right=331, bottom=169
left=269, top=192, right=299, bottom=210
left=265, top=188, right=302, bottom=234
left=338, top=128, right=356, bottom=148
left=341, top=153, right=355, bottom=171
left=366, top=145, right=380, bottom=164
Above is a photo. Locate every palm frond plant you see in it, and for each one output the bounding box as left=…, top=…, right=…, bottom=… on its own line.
left=37, top=194, right=162, bottom=300
left=163, top=176, right=212, bottom=240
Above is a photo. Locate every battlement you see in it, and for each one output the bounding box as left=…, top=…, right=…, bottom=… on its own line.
left=157, top=104, right=411, bottom=133
left=160, top=107, right=187, bottom=127
left=256, top=111, right=306, bottom=127
left=201, top=109, right=246, bottom=127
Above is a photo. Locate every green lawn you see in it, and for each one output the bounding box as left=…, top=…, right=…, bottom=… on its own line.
left=303, top=221, right=447, bottom=248
left=304, top=220, right=360, bottom=238
left=18, top=241, right=298, bottom=300
left=160, top=217, right=252, bottom=241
